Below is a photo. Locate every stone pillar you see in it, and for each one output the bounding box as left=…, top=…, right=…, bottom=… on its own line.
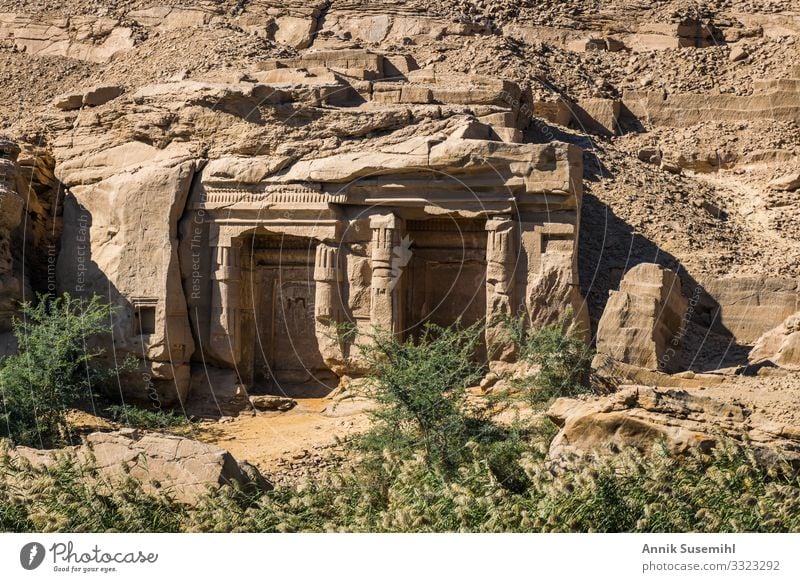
left=370, top=213, right=402, bottom=334
left=209, top=238, right=242, bottom=367
left=485, top=216, right=516, bottom=360
left=314, top=242, right=347, bottom=372
left=313, top=242, right=343, bottom=323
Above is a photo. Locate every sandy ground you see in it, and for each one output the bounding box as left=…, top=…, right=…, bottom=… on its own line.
left=67, top=396, right=372, bottom=477
left=191, top=398, right=371, bottom=474
left=66, top=371, right=800, bottom=480
left=194, top=373, right=800, bottom=473
left=688, top=372, right=800, bottom=427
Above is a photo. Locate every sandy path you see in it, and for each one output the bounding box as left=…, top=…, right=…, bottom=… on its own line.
left=192, top=398, right=371, bottom=473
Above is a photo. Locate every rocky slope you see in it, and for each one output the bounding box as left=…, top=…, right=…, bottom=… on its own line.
left=0, top=1, right=798, bottom=414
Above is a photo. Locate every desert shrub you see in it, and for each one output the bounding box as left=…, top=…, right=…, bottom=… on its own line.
left=4, top=315, right=800, bottom=534
left=526, top=440, right=800, bottom=532
left=180, top=436, right=800, bottom=533
left=0, top=294, right=119, bottom=447
left=104, top=404, right=194, bottom=431
left=4, top=429, right=800, bottom=532
left=506, top=312, right=594, bottom=404
left=357, top=321, right=485, bottom=471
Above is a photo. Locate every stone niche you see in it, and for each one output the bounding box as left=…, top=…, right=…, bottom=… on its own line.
left=179, top=130, right=586, bottom=397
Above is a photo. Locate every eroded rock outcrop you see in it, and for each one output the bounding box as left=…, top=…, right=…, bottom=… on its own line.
left=0, top=13, right=135, bottom=63
left=622, top=73, right=800, bottom=127
left=547, top=386, right=800, bottom=466
left=13, top=429, right=262, bottom=504
left=749, top=311, right=800, bottom=370
left=596, top=263, right=688, bottom=371
left=55, top=141, right=198, bottom=405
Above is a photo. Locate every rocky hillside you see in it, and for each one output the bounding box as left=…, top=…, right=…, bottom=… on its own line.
left=0, top=0, right=798, bottom=384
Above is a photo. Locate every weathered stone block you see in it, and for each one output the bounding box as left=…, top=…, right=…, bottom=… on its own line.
left=14, top=430, right=261, bottom=504
left=596, top=263, right=687, bottom=371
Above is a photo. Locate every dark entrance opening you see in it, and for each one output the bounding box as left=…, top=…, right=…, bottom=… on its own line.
left=241, top=232, right=337, bottom=397
left=404, top=218, right=487, bottom=359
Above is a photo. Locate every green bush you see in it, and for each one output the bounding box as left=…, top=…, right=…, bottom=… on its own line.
left=3, top=316, right=799, bottom=534
left=104, top=405, right=194, bottom=431
left=0, top=294, right=118, bottom=448
left=506, top=312, right=594, bottom=404
left=357, top=321, right=485, bottom=471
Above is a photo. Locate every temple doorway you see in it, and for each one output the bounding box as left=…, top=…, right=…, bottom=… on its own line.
left=242, top=233, right=337, bottom=397
left=404, top=219, right=487, bottom=358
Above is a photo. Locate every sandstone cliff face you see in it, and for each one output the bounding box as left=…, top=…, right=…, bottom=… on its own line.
left=0, top=0, right=798, bottom=405
left=0, top=136, right=23, bottom=329
left=19, top=39, right=586, bottom=402
left=0, top=135, right=60, bottom=342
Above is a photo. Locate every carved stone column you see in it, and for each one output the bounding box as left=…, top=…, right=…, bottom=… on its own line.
left=370, top=213, right=402, bottom=334
left=209, top=238, right=242, bottom=367
left=314, top=242, right=343, bottom=323
left=314, top=242, right=347, bottom=372
left=485, top=216, right=516, bottom=360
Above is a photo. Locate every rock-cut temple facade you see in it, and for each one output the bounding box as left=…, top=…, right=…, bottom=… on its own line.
left=178, top=134, right=585, bottom=400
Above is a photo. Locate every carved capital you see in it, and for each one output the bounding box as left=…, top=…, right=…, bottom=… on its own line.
left=314, top=242, right=342, bottom=283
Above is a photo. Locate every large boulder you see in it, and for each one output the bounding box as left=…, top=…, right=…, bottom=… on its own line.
left=749, top=312, right=800, bottom=370
left=547, top=386, right=800, bottom=465
left=14, top=429, right=263, bottom=504
left=596, top=263, right=688, bottom=371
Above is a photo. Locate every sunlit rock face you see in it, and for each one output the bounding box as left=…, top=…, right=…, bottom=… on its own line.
left=42, top=48, right=585, bottom=404
left=0, top=136, right=24, bottom=330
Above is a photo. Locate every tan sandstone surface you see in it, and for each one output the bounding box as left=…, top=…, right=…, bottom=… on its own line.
left=193, top=397, right=371, bottom=478
left=0, top=0, right=799, bottom=473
